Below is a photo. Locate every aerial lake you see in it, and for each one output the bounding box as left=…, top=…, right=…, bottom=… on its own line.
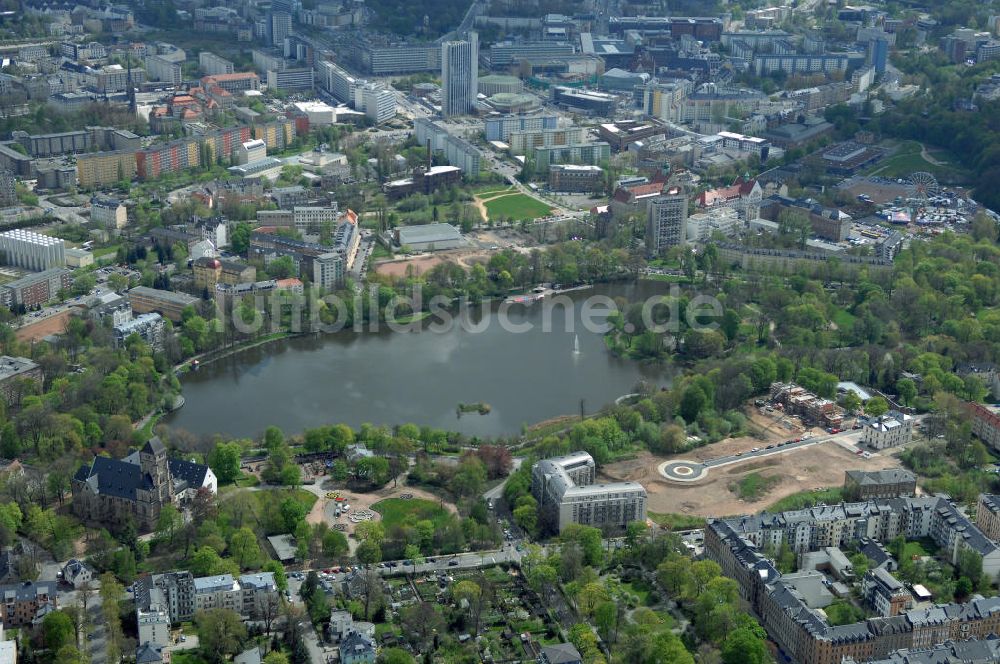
left=163, top=282, right=673, bottom=439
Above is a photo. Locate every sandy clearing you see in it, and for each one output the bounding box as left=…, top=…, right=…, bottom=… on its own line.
left=600, top=442, right=904, bottom=519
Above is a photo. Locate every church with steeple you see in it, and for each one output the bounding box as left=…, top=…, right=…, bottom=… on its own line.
left=72, top=437, right=217, bottom=531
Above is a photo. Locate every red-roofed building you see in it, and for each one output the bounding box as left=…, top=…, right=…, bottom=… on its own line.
left=200, top=72, right=260, bottom=94
left=695, top=175, right=762, bottom=221
left=275, top=278, right=304, bottom=294
left=969, top=402, right=1000, bottom=451
left=610, top=181, right=666, bottom=218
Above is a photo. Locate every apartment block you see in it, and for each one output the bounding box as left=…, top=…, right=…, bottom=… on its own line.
left=0, top=356, right=42, bottom=404
left=968, top=402, right=1000, bottom=451
left=77, top=150, right=138, bottom=187
left=646, top=188, right=689, bottom=254
left=532, top=142, right=610, bottom=169
left=862, top=411, right=914, bottom=450
left=484, top=114, right=558, bottom=142
left=138, top=571, right=277, bottom=624
left=128, top=286, right=199, bottom=322
left=530, top=452, right=646, bottom=533
left=146, top=55, right=183, bottom=85
left=508, top=126, right=585, bottom=155
left=199, top=52, right=234, bottom=76
left=1, top=268, right=71, bottom=308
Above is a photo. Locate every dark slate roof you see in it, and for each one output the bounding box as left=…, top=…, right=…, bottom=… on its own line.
left=142, top=436, right=166, bottom=455
left=540, top=643, right=583, bottom=664
left=75, top=456, right=153, bottom=501
left=136, top=643, right=164, bottom=664
left=168, top=459, right=208, bottom=492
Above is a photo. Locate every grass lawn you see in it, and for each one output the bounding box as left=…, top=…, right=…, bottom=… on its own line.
left=647, top=511, right=705, bottom=531
left=731, top=472, right=781, bottom=501
left=476, top=185, right=514, bottom=196
left=832, top=309, right=856, bottom=330
left=621, top=579, right=653, bottom=606
left=93, top=245, right=120, bottom=258
left=372, top=497, right=451, bottom=529
left=483, top=193, right=552, bottom=221
left=768, top=487, right=843, bottom=512
left=867, top=141, right=969, bottom=182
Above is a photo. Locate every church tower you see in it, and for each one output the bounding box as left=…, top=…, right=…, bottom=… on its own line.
left=140, top=436, right=172, bottom=505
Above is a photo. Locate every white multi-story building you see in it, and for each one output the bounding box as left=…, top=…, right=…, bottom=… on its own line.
left=0, top=229, right=65, bottom=271
left=686, top=207, right=740, bottom=242
left=91, top=196, right=127, bottom=230
left=646, top=188, right=689, bottom=254
left=193, top=574, right=243, bottom=613
left=530, top=452, right=647, bottom=533
left=360, top=84, right=395, bottom=124
left=199, top=52, right=234, bottom=76
left=137, top=600, right=170, bottom=646
left=441, top=33, right=478, bottom=117
left=317, top=60, right=359, bottom=106
left=862, top=410, right=913, bottom=450
left=484, top=114, right=559, bottom=142
left=145, top=55, right=183, bottom=85
left=237, top=139, right=267, bottom=165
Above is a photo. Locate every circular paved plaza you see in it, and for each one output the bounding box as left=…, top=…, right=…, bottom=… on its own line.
left=659, top=460, right=709, bottom=483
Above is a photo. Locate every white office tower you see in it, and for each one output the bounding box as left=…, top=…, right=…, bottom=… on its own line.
left=441, top=32, right=478, bottom=117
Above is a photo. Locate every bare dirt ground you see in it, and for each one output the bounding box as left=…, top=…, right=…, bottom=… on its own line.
left=599, top=440, right=904, bottom=519
left=16, top=309, right=73, bottom=343
left=374, top=249, right=492, bottom=278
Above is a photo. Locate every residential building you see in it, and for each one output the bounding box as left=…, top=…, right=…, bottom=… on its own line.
left=199, top=52, right=234, bottom=76
left=484, top=114, right=559, bottom=142
left=752, top=52, right=860, bottom=76
left=716, top=243, right=891, bottom=277
left=91, top=196, right=127, bottom=230
left=113, top=313, right=166, bottom=351
left=441, top=33, right=479, bottom=117
left=1, top=268, right=71, bottom=308
left=538, top=643, right=584, bottom=664
left=73, top=437, right=217, bottom=531
left=646, top=188, right=689, bottom=255
left=193, top=257, right=256, bottom=291
left=610, top=181, right=666, bottom=218
left=549, top=164, right=604, bottom=193
left=137, top=571, right=277, bottom=623
left=317, top=61, right=358, bottom=105
left=530, top=452, right=646, bottom=533
left=844, top=470, right=917, bottom=501
left=128, top=286, right=199, bottom=322
left=0, top=581, right=55, bottom=626
left=146, top=55, right=182, bottom=85
left=351, top=39, right=441, bottom=75
left=705, top=497, right=1000, bottom=664
left=61, top=559, right=93, bottom=589
left=0, top=229, right=65, bottom=271
left=137, top=601, right=170, bottom=645
left=0, top=171, right=14, bottom=208
left=862, top=567, right=911, bottom=617
left=968, top=402, right=1000, bottom=451
left=770, top=382, right=844, bottom=428
left=76, top=150, right=138, bottom=188
left=0, top=357, right=42, bottom=404
left=862, top=412, right=914, bottom=450
left=266, top=68, right=314, bottom=92
left=359, top=84, right=395, bottom=124
left=976, top=494, right=1000, bottom=542
left=508, top=127, right=585, bottom=155
left=532, top=142, right=610, bottom=170
left=340, top=629, right=376, bottom=664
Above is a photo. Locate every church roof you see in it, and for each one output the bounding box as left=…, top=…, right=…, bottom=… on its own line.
left=74, top=455, right=154, bottom=501
left=169, top=458, right=210, bottom=492
left=142, top=436, right=166, bottom=455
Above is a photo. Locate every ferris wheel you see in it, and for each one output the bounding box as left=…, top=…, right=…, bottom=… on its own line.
left=907, top=172, right=940, bottom=200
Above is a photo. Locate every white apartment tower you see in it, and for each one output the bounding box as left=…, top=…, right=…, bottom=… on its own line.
left=441, top=32, right=478, bottom=117
left=646, top=187, right=689, bottom=255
